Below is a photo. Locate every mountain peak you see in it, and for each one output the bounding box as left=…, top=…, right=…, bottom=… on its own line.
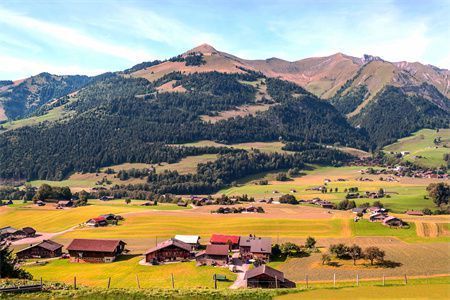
left=185, top=43, right=219, bottom=55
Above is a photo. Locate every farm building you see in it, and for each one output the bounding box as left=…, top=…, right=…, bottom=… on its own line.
left=22, top=227, right=37, bottom=237
left=174, top=235, right=200, bottom=250
left=57, top=200, right=73, bottom=208
left=16, top=240, right=63, bottom=259
left=369, top=212, right=387, bottom=222
left=352, top=207, right=366, bottom=214
left=144, top=238, right=192, bottom=263
left=382, top=216, right=404, bottom=227
left=67, top=239, right=126, bottom=263
left=239, top=236, right=272, bottom=261
left=0, top=226, right=26, bottom=240
left=86, top=216, right=108, bottom=227
left=244, top=265, right=296, bottom=288
left=195, top=244, right=229, bottom=266
left=210, top=234, right=240, bottom=249
left=406, top=210, right=424, bottom=216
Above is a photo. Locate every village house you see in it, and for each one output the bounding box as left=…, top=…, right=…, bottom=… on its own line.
left=244, top=265, right=296, bottom=288
left=239, top=236, right=272, bottom=262
left=369, top=212, right=387, bottom=222
left=210, top=234, right=240, bottom=249
left=22, top=227, right=37, bottom=237
left=352, top=207, right=366, bottom=214
left=195, top=244, right=229, bottom=266
left=174, top=235, right=200, bottom=250
left=57, top=200, right=73, bottom=208
left=86, top=216, right=108, bottom=227
left=67, top=238, right=126, bottom=263
left=406, top=210, right=424, bottom=216
left=0, top=226, right=26, bottom=240
left=16, top=240, right=63, bottom=259
left=144, top=238, right=192, bottom=264
left=382, top=216, right=404, bottom=227
left=99, top=196, right=114, bottom=201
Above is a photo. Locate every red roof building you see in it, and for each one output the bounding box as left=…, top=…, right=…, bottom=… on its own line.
left=210, top=234, right=240, bottom=249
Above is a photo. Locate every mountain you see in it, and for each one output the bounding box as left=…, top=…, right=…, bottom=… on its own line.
left=0, top=72, right=91, bottom=120
left=0, top=44, right=448, bottom=181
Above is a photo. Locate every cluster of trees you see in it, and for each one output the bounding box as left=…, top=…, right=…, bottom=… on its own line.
left=0, top=241, right=32, bottom=279
left=279, top=194, right=299, bottom=205
left=426, top=182, right=449, bottom=206
left=0, top=185, right=36, bottom=201
left=184, top=53, right=206, bottom=66
left=282, top=142, right=325, bottom=152
left=323, top=243, right=385, bottom=266
left=271, top=237, right=317, bottom=259
left=211, top=206, right=264, bottom=214
left=32, top=184, right=72, bottom=202
left=116, top=168, right=152, bottom=180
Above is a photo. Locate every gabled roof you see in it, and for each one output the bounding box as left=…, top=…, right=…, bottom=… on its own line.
left=144, top=238, right=191, bottom=254
left=210, top=234, right=240, bottom=245
left=205, top=244, right=229, bottom=256
left=22, top=227, right=36, bottom=234
left=382, top=216, right=402, bottom=224
left=0, top=226, right=19, bottom=235
left=67, top=239, right=125, bottom=252
left=17, top=240, right=63, bottom=253
left=174, top=235, right=200, bottom=244
left=239, top=236, right=272, bottom=254
left=244, top=265, right=285, bottom=281
left=87, top=216, right=106, bottom=223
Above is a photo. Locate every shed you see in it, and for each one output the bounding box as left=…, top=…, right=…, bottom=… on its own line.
left=16, top=240, right=63, bottom=259
left=382, top=216, right=403, bottom=227
left=244, top=265, right=296, bottom=288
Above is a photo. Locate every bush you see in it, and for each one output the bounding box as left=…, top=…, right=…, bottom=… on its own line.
left=276, top=173, right=289, bottom=181
left=279, top=194, right=298, bottom=205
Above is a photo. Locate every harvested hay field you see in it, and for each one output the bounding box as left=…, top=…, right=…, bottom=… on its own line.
left=200, top=103, right=274, bottom=123
left=415, top=222, right=449, bottom=238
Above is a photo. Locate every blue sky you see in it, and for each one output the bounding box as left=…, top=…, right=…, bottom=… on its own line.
left=0, top=0, right=449, bottom=79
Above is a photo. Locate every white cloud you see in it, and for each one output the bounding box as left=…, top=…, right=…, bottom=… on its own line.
left=0, top=6, right=155, bottom=63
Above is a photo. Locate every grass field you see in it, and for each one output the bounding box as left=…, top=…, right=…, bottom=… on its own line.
left=23, top=258, right=235, bottom=289
left=384, top=128, right=450, bottom=168
left=218, top=166, right=438, bottom=212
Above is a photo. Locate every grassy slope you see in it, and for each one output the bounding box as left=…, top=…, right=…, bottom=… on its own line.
left=24, top=258, right=235, bottom=289
left=384, top=128, right=450, bottom=168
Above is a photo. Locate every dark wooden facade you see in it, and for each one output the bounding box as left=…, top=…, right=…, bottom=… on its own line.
left=16, top=240, right=63, bottom=259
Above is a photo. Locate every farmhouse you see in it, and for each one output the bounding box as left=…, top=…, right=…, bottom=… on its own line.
left=144, top=238, right=192, bottom=263
left=195, top=244, right=229, bottom=266
left=239, top=236, right=272, bottom=262
left=57, top=200, right=73, bottom=208
left=406, top=210, right=424, bottom=216
left=382, top=216, right=404, bottom=227
left=369, top=212, right=387, bottom=222
left=86, top=216, right=108, bottom=227
left=67, top=239, right=126, bottom=263
left=174, top=235, right=200, bottom=250
left=210, top=234, right=240, bottom=249
left=352, top=207, right=366, bottom=214
left=244, top=265, right=296, bottom=288
left=16, top=240, right=63, bottom=259
left=0, top=226, right=26, bottom=240
left=22, top=227, right=37, bottom=237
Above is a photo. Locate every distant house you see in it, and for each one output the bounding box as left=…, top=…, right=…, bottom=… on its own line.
left=177, top=201, right=188, bottom=207
left=99, top=196, right=114, bottom=201
left=352, top=207, right=366, bottom=214
left=195, top=244, right=229, bottom=266
left=369, top=212, right=387, bottom=222
left=210, top=234, right=240, bottom=249
left=406, top=210, right=423, bottom=216
left=22, top=227, right=36, bottom=237
left=382, top=216, right=403, bottom=227
left=36, top=200, right=46, bottom=206
left=244, top=265, right=296, bottom=288
left=86, top=216, right=108, bottom=227
left=100, top=214, right=123, bottom=222
left=57, top=200, right=73, bottom=208
left=144, top=238, right=192, bottom=263
left=67, top=239, right=126, bottom=263
left=16, top=240, right=63, bottom=259
left=0, top=226, right=26, bottom=240
left=239, top=236, right=272, bottom=262
left=174, top=235, right=200, bottom=250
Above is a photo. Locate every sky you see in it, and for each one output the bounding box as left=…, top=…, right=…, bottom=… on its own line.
left=0, top=0, right=449, bottom=80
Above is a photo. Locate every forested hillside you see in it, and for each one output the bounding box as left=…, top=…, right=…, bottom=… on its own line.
left=0, top=71, right=366, bottom=181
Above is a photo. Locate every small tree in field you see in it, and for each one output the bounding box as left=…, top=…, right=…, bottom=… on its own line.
left=321, top=253, right=331, bottom=265
left=305, top=236, right=316, bottom=249
left=349, top=244, right=362, bottom=265
left=0, top=241, right=32, bottom=279
left=125, top=199, right=131, bottom=205
left=364, top=246, right=385, bottom=265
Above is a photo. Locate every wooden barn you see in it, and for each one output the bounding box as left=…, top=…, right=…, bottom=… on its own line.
left=244, top=265, right=296, bottom=288
left=382, top=216, right=404, bottom=227
left=22, top=227, right=36, bottom=237
left=16, top=240, right=63, bottom=259
left=239, top=236, right=272, bottom=262
left=195, top=244, right=229, bottom=266
left=67, top=239, right=126, bottom=263
left=144, top=238, right=192, bottom=263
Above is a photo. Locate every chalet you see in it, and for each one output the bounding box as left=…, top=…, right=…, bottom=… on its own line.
left=195, top=244, right=229, bottom=266
left=174, top=235, right=200, bottom=250
left=244, top=265, right=296, bottom=288
left=239, top=236, right=272, bottom=261
left=100, top=213, right=123, bottom=221
left=369, top=212, right=387, bottom=222
left=16, top=240, right=63, bottom=259
left=144, top=238, right=192, bottom=263
left=0, top=226, right=26, bottom=240
left=67, top=239, right=126, bottom=263
left=406, top=210, right=424, bottom=216
left=57, top=200, right=73, bottom=208
left=319, top=201, right=335, bottom=209
left=352, top=207, right=366, bottom=214
left=22, top=227, right=36, bottom=237
left=382, top=216, right=404, bottom=227
left=210, top=234, right=240, bottom=249
left=86, top=216, right=108, bottom=227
